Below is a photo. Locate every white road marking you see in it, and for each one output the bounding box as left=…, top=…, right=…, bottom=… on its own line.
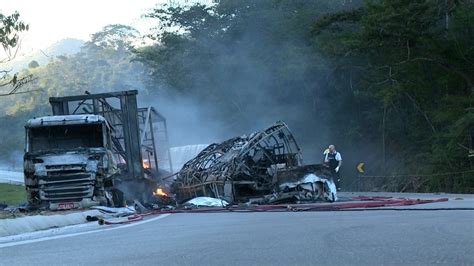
left=0, top=214, right=170, bottom=248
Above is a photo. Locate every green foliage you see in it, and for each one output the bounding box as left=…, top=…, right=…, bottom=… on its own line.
left=0, top=183, right=26, bottom=205
left=311, top=0, right=474, bottom=191
left=0, top=11, right=29, bottom=56
left=90, top=24, right=140, bottom=50
left=0, top=11, right=29, bottom=87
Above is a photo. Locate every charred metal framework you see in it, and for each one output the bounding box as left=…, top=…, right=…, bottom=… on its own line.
left=49, top=90, right=171, bottom=180
left=174, top=121, right=304, bottom=202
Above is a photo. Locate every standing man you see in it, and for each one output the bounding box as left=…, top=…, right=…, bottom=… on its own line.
left=324, top=144, right=342, bottom=190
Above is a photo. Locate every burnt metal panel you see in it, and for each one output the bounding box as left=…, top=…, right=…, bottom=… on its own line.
left=50, top=100, right=70, bottom=115
left=120, top=92, right=143, bottom=180
left=49, top=90, right=139, bottom=102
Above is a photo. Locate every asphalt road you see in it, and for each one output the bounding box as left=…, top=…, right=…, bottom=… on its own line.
left=1, top=206, right=473, bottom=265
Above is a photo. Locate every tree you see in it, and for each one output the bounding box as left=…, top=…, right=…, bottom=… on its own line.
left=0, top=11, right=28, bottom=88
left=0, top=11, right=36, bottom=97
left=0, top=11, right=28, bottom=62
left=89, top=24, right=140, bottom=51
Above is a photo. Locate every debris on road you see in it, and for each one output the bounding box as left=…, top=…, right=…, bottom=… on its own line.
left=275, top=170, right=337, bottom=203
left=90, top=206, right=136, bottom=216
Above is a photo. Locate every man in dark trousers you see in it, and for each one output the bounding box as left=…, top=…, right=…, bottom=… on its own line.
left=324, top=144, right=342, bottom=190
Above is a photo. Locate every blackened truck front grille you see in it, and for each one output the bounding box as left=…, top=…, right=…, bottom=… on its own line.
left=46, top=164, right=84, bottom=170
left=39, top=164, right=95, bottom=201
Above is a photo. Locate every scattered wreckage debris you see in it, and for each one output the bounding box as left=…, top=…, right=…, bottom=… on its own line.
left=88, top=196, right=451, bottom=226
left=171, top=121, right=337, bottom=205
left=84, top=206, right=142, bottom=225
left=274, top=164, right=337, bottom=203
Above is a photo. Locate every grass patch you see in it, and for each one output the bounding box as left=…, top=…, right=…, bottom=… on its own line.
left=0, top=183, right=27, bottom=205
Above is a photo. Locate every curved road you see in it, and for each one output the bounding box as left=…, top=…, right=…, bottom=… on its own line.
left=1, top=207, right=473, bottom=265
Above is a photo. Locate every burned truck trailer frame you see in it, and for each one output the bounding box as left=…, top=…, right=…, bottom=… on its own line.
left=24, top=90, right=171, bottom=209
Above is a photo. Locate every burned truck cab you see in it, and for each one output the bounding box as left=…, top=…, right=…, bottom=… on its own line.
left=24, top=115, right=118, bottom=210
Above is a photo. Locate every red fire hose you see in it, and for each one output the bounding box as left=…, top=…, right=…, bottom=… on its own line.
left=97, top=196, right=450, bottom=225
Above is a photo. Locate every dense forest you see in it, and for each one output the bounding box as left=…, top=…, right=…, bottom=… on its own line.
left=0, top=0, right=473, bottom=192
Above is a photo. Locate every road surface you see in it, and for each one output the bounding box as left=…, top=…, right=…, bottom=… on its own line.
left=1, top=200, right=473, bottom=265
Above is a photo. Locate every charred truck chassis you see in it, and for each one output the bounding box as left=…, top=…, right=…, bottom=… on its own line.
left=174, top=121, right=337, bottom=203
left=24, top=90, right=171, bottom=210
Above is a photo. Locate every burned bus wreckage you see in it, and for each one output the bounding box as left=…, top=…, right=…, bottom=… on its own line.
left=172, top=121, right=337, bottom=204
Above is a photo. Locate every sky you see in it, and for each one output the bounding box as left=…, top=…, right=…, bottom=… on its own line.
left=1, top=0, right=167, bottom=56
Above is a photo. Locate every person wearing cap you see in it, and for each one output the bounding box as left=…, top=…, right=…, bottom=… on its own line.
left=324, top=144, right=342, bottom=190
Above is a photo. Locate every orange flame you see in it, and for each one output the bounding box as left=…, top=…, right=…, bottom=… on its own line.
left=153, top=187, right=168, bottom=197
left=142, top=159, right=151, bottom=169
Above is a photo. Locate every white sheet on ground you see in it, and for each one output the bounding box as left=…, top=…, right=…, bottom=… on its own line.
left=185, top=197, right=229, bottom=207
